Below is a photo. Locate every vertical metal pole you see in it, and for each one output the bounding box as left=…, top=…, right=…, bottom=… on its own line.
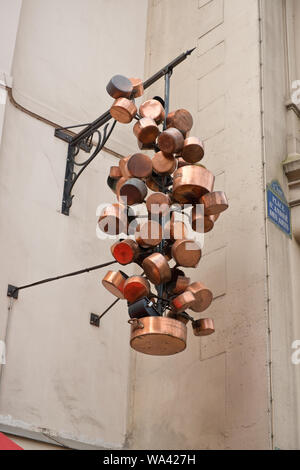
left=163, top=69, right=172, bottom=130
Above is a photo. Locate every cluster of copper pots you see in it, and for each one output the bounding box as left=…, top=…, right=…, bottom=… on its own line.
left=99, top=75, right=229, bottom=355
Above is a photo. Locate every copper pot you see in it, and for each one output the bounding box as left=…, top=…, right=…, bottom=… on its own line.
left=106, top=75, right=133, bottom=99
left=164, top=214, right=187, bottom=241
left=172, top=165, right=215, bottom=203
left=109, top=166, right=122, bottom=179
left=110, top=98, right=137, bottom=123
left=123, top=276, right=150, bottom=303
left=200, top=191, right=228, bottom=216
left=169, top=268, right=190, bottom=294
left=127, top=153, right=153, bottom=178
left=182, top=137, right=204, bottom=163
left=111, top=239, right=140, bottom=265
left=102, top=270, right=128, bottom=299
left=146, top=192, right=171, bottom=216
left=139, top=99, right=165, bottom=124
left=119, top=178, right=148, bottom=206
left=177, top=157, right=191, bottom=168
left=152, top=151, right=177, bottom=175
left=133, top=117, right=159, bottom=144
left=171, top=239, right=202, bottom=267
left=129, top=77, right=144, bottom=98
left=129, top=316, right=187, bottom=355
left=166, top=109, right=193, bottom=136
left=192, top=318, right=215, bottom=336
left=135, top=220, right=163, bottom=248
left=166, top=312, right=190, bottom=325
left=142, top=252, right=172, bottom=285
left=190, top=208, right=216, bottom=233
left=171, top=291, right=195, bottom=313
left=137, top=140, right=155, bottom=151
left=98, top=203, right=128, bottom=235
left=119, top=156, right=132, bottom=178
left=145, top=174, right=160, bottom=192
left=158, top=128, right=184, bottom=154
left=186, top=282, right=213, bottom=312
left=116, top=176, right=129, bottom=197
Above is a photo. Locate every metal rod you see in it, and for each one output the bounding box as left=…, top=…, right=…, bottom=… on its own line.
left=71, top=48, right=196, bottom=146
left=99, top=298, right=120, bottom=320
left=8, top=260, right=117, bottom=297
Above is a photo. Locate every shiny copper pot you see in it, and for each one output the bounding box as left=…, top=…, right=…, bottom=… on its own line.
left=119, top=156, right=132, bottom=178
left=102, top=270, right=128, bottom=299
left=158, top=128, right=184, bottom=154
left=109, top=166, right=122, bottom=179
left=119, top=178, right=148, bottom=206
left=129, top=77, right=144, bottom=98
left=139, top=99, right=165, bottom=124
left=190, top=207, right=216, bottom=233
left=177, top=157, right=191, bottom=168
left=111, top=239, right=140, bottom=265
left=192, top=318, right=215, bottom=336
left=172, top=165, right=215, bottom=204
left=186, top=282, right=213, bottom=312
left=98, top=203, right=128, bottom=235
left=146, top=192, right=171, bottom=216
left=135, top=220, right=163, bottom=248
left=110, top=98, right=137, bottom=123
left=152, top=151, right=177, bottom=175
left=171, top=291, right=195, bottom=313
left=164, top=213, right=187, bottom=241
left=142, top=253, right=172, bottom=285
left=171, top=239, right=202, bottom=267
left=129, top=316, right=187, bottom=355
left=133, top=117, right=159, bottom=144
left=127, top=153, right=153, bottom=178
left=169, top=268, right=190, bottom=294
left=182, top=137, right=204, bottom=163
left=166, top=109, right=193, bottom=136
left=123, top=276, right=150, bottom=303
left=106, top=75, right=133, bottom=99
left=200, top=191, right=228, bottom=216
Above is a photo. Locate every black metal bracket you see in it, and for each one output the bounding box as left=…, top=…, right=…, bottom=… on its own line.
left=55, top=48, right=196, bottom=216
left=7, top=284, right=19, bottom=299
left=90, top=313, right=100, bottom=327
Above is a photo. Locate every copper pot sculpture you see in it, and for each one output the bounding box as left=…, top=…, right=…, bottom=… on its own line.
left=142, top=252, right=172, bottom=285
left=166, top=109, right=193, bottom=136
left=123, top=276, right=150, bottom=303
left=186, top=281, right=213, bottom=312
left=182, top=137, right=204, bottom=163
left=133, top=117, right=159, bottom=144
left=172, top=165, right=215, bottom=203
left=158, top=128, right=184, bottom=154
left=152, top=151, right=177, bottom=175
left=139, top=99, right=165, bottom=124
left=102, top=270, right=128, bottom=299
left=127, top=153, right=153, bottom=178
left=200, top=191, right=228, bottom=216
left=192, top=318, right=215, bottom=336
left=110, top=98, right=137, bottom=123
left=106, top=75, right=133, bottom=99
left=129, top=316, right=187, bottom=355
left=190, top=207, right=217, bottom=233
left=171, top=239, right=202, bottom=267
left=119, top=178, right=148, bottom=206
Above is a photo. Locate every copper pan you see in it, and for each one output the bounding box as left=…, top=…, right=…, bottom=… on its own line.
left=166, top=109, right=193, bottom=136
left=186, top=282, right=213, bottom=312
left=129, top=316, right=187, bottom=355
left=119, top=156, right=132, bottom=178
left=146, top=192, right=171, bottom=216
left=106, top=75, right=133, bottom=99
left=190, top=207, right=216, bottom=233
left=129, top=77, right=144, bottom=98
left=98, top=203, right=128, bottom=235
left=116, top=177, right=129, bottom=198
left=145, top=174, right=160, bottom=192
left=135, top=220, right=163, bottom=248
left=169, top=268, right=190, bottom=294
left=123, top=276, right=150, bottom=303
left=200, top=191, right=228, bottom=216
left=102, top=270, right=128, bottom=299
left=119, top=178, right=148, bottom=206
left=192, top=318, right=215, bottom=336
left=158, top=128, right=184, bottom=154
left=152, top=151, right=177, bottom=175
left=109, top=166, right=122, bottom=179
left=127, top=153, right=153, bottom=178
left=138, top=140, right=156, bottom=151
left=172, top=165, right=215, bottom=204
left=171, top=239, right=202, bottom=267
left=142, top=252, right=172, bottom=285
left=182, top=137, right=204, bottom=163
left=110, top=98, right=137, bottom=123
left=139, top=99, right=165, bottom=124
left=111, top=239, right=141, bottom=265
left=133, top=117, right=159, bottom=144
left=171, top=291, right=195, bottom=314
left=177, top=157, right=191, bottom=168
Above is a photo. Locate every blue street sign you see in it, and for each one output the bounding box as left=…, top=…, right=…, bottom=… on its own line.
left=267, top=180, right=291, bottom=238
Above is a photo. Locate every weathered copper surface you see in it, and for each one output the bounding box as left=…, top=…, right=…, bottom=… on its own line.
left=152, top=151, right=177, bottom=175
left=129, top=316, right=187, bottom=355
left=123, top=276, right=150, bottom=303
left=171, top=291, right=195, bottom=313
left=166, top=109, right=193, bottom=135
left=135, top=220, right=163, bottom=247
left=142, top=252, right=172, bottom=285
left=127, top=153, right=153, bottom=178
left=158, top=128, right=184, bottom=154
left=119, top=156, right=132, bottom=178
left=139, top=99, right=165, bottom=124
left=146, top=192, right=171, bottom=216
left=110, top=98, right=137, bottom=123
left=186, top=282, right=213, bottom=312
left=133, top=117, right=159, bottom=144
left=119, top=178, right=147, bottom=206
left=102, top=270, right=127, bottom=299
left=129, top=77, right=144, bottom=98
left=172, top=165, right=214, bottom=203
left=182, top=137, right=204, bottom=163
left=191, top=207, right=215, bottom=233
left=106, top=75, right=133, bottom=99
left=109, top=166, right=122, bottom=179
left=171, top=239, right=202, bottom=267
left=192, top=318, right=215, bottom=336
left=200, top=191, right=228, bottom=216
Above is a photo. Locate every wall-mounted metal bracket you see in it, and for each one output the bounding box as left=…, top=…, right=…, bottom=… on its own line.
left=7, top=284, right=19, bottom=299
left=54, top=48, right=196, bottom=216
left=90, top=313, right=100, bottom=327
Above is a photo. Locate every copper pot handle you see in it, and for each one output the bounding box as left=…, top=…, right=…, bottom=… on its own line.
left=128, top=318, right=144, bottom=330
